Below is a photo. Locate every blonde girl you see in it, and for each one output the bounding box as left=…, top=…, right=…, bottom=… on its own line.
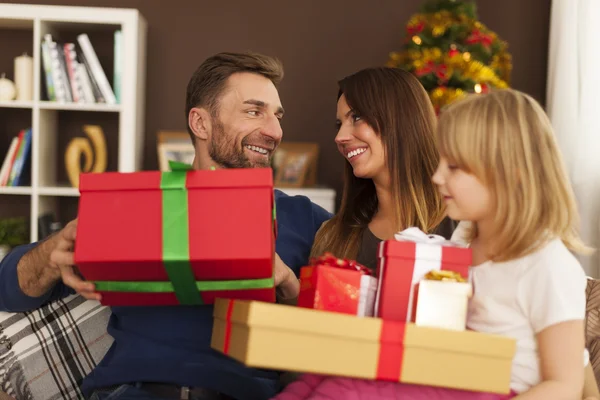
left=275, top=88, right=599, bottom=400
left=433, top=88, right=597, bottom=399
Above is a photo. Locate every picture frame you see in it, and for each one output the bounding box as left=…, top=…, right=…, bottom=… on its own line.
left=273, top=142, right=319, bottom=188
left=157, top=130, right=191, bottom=146
left=156, top=130, right=195, bottom=171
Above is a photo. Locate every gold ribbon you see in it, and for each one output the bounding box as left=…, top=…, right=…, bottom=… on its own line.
left=424, top=270, right=467, bottom=282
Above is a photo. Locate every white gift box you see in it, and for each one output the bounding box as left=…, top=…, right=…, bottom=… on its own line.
left=357, top=275, right=378, bottom=317
left=414, top=279, right=473, bottom=331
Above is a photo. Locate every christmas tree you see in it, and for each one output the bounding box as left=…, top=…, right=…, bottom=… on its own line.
left=386, top=0, right=512, bottom=113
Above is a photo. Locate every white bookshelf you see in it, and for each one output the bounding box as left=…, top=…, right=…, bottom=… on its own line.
left=0, top=4, right=147, bottom=242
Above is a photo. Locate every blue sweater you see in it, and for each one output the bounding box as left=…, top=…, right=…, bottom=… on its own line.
left=0, top=190, right=331, bottom=400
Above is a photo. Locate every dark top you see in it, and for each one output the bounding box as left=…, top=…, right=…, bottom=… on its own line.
left=0, top=190, right=332, bottom=400
left=355, top=217, right=457, bottom=273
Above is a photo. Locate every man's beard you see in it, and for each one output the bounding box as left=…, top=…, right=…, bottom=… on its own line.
left=208, top=118, right=274, bottom=169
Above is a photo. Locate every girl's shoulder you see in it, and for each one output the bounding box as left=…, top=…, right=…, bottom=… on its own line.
left=504, top=238, right=586, bottom=292
left=527, top=237, right=584, bottom=273
left=451, top=222, right=584, bottom=280
left=516, top=238, right=587, bottom=334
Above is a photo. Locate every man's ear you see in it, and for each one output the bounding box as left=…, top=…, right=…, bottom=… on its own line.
left=188, top=107, right=212, bottom=141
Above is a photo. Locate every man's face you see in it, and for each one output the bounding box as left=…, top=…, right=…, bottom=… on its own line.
left=208, top=72, right=284, bottom=168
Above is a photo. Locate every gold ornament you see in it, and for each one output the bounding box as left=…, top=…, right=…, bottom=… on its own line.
left=432, top=25, right=446, bottom=37
left=388, top=52, right=402, bottom=62
left=408, top=14, right=425, bottom=28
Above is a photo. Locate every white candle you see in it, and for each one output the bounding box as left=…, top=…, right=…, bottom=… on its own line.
left=14, top=53, right=33, bottom=101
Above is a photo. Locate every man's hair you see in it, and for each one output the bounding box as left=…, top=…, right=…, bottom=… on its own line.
left=185, top=51, right=284, bottom=141
left=436, top=88, right=590, bottom=260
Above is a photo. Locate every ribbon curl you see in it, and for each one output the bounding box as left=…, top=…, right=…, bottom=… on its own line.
left=309, top=252, right=372, bottom=276
left=393, top=227, right=462, bottom=247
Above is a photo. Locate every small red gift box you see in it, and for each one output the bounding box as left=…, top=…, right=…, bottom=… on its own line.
left=74, top=163, right=276, bottom=306
left=375, top=228, right=471, bottom=322
left=298, top=253, right=378, bottom=317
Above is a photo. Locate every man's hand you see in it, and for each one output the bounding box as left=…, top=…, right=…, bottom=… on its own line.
left=274, top=253, right=299, bottom=304
left=48, top=219, right=101, bottom=301
left=16, top=220, right=85, bottom=298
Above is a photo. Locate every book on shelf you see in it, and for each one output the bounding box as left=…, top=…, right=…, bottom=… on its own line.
left=113, top=30, right=122, bottom=104
left=0, top=128, right=31, bottom=187
left=41, top=32, right=120, bottom=105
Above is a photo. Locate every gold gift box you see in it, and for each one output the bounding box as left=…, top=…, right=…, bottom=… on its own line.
left=211, top=298, right=517, bottom=394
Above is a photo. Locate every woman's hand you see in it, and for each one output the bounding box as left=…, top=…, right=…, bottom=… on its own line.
left=274, top=253, right=300, bottom=304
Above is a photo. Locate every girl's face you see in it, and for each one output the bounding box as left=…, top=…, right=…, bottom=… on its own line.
left=335, top=94, right=386, bottom=180
left=432, top=156, right=493, bottom=223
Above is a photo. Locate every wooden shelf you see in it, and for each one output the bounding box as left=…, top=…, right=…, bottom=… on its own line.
left=0, top=100, right=34, bottom=109
left=39, top=101, right=122, bottom=112
left=0, top=186, right=33, bottom=195
left=38, top=186, right=79, bottom=197
left=0, top=101, right=121, bottom=112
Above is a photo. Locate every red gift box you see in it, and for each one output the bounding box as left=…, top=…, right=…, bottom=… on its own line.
left=298, top=253, right=378, bottom=317
left=375, top=229, right=471, bottom=321
left=74, top=164, right=276, bottom=306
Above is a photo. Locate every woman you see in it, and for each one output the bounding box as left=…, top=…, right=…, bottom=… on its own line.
left=310, top=66, right=454, bottom=270
left=274, top=67, right=459, bottom=400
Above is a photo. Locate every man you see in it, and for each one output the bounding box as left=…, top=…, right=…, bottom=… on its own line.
left=0, top=52, right=331, bottom=400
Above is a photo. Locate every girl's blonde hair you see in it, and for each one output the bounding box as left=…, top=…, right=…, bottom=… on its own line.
left=436, top=88, right=591, bottom=261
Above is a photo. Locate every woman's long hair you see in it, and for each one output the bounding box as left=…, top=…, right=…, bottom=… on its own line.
left=311, top=67, right=446, bottom=260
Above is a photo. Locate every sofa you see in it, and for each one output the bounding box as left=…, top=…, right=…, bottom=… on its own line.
left=1, top=279, right=600, bottom=399
left=586, top=278, right=600, bottom=384
left=0, top=295, right=112, bottom=399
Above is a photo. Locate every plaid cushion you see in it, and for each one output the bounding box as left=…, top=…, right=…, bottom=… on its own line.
left=0, top=294, right=112, bottom=400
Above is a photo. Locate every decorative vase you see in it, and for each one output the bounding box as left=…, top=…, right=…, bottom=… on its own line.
left=0, top=73, right=16, bottom=101
left=65, top=125, right=108, bottom=188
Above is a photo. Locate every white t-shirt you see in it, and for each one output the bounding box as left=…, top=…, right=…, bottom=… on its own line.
left=451, top=222, right=588, bottom=394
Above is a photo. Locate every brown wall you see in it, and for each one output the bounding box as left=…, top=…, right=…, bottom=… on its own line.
left=0, top=0, right=551, bottom=210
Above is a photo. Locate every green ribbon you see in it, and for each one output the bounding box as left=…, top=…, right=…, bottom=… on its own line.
left=168, top=160, right=194, bottom=171
left=160, top=160, right=203, bottom=305
left=94, top=277, right=274, bottom=293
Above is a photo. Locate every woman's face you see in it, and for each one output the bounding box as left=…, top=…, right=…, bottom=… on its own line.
left=335, top=94, right=386, bottom=180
